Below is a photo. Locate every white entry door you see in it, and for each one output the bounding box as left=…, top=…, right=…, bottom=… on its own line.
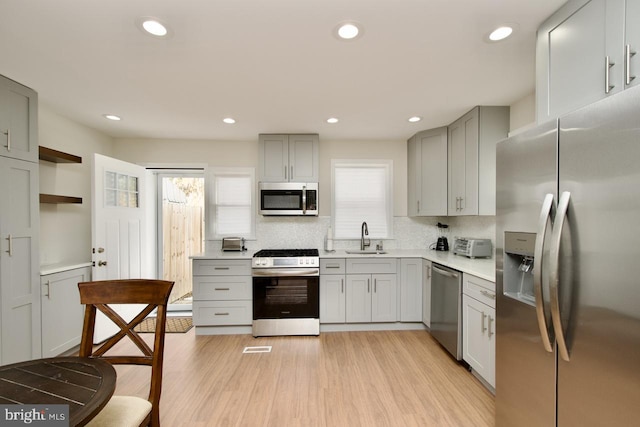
left=92, top=153, right=147, bottom=280
left=92, top=154, right=148, bottom=341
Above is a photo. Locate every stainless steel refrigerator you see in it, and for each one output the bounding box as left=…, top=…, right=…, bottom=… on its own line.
left=496, top=85, right=640, bottom=426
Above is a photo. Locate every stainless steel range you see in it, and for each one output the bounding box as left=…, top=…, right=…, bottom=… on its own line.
left=251, top=249, right=320, bottom=337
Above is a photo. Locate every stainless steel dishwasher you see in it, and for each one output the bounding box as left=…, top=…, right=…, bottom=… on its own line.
left=430, top=263, right=462, bottom=360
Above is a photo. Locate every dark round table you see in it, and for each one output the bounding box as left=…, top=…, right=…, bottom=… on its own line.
left=0, top=356, right=116, bottom=426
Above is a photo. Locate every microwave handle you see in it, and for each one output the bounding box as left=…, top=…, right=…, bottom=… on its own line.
left=302, top=185, right=307, bottom=214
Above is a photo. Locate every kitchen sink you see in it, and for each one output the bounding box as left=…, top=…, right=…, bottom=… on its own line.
left=345, top=250, right=388, bottom=255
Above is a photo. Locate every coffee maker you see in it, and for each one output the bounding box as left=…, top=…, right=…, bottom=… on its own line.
left=436, top=222, right=449, bottom=251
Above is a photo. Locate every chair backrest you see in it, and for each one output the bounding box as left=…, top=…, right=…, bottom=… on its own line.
left=78, top=279, right=174, bottom=426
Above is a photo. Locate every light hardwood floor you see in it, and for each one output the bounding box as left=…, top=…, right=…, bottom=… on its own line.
left=111, top=329, right=494, bottom=426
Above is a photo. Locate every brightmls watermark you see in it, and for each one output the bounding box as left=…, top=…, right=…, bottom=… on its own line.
left=0, top=405, right=68, bottom=426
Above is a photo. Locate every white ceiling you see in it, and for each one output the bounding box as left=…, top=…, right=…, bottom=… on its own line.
left=0, top=0, right=565, bottom=142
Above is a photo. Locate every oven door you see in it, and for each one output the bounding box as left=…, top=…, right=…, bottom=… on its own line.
left=253, top=273, right=319, bottom=319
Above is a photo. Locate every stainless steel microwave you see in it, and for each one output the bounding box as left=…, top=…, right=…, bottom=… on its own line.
left=258, top=182, right=318, bottom=216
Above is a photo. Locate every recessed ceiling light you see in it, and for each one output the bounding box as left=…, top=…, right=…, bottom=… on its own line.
left=103, top=114, right=121, bottom=121
left=488, top=26, right=513, bottom=42
left=136, top=17, right=171, bottom=38
left=408, top=116, right=422, bottom=123
left=223, top=118, right=236, bottom=124
left=327, top=117, right=339, bottom=124
left=334, top=21, right=363, bottom=41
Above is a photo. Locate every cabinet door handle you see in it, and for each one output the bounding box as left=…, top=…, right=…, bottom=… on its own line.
left=44, top=280, right=51, bottom=300
left=284, top=165, right=287, bottom=180
left=626, top=44, right=636, bottom=86
left=605, top=56, right=615, bottom=93
left=290, top=165, right=293, bottom=179
left=214, top=267, right=230, bottom=270
left=215, top=312, right=229, bottom=316
left=427, top=265, right=431, bottom=279
left=367, top=278, right=370, bottom=293
left=341, top=278, right=344, bottom=293
left=326, top=265, right=341, bottom=269
left=488, top=315, right=494, bottom=338
left=98, top=260, right=108, bottom=267
left=2, top=129, right=9, bottom=151
left=214, top=287, right=230, bottom=291
left=480, top=289, right=496, bottom=299
left=374, top=278, right=377, bottom=293
left=5, top=234, right=12, bottom=256
left=481, top=312, right=487, bottom=333
left=417, top=200, right=420, bottom=213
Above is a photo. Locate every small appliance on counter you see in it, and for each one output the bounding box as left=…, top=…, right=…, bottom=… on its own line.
left=221, top=237, right=246, bottom=251
left=435, top=222, right=449, bottom=251
left=452, top=237, right=492, bottom=258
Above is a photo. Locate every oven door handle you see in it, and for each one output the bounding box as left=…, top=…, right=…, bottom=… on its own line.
left=253, top=268, right=319, bottom=277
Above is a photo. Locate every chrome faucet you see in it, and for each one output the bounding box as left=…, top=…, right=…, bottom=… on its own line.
left=360, top=221, right=370, bottom=250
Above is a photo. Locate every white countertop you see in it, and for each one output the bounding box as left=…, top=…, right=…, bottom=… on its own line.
left=192, top=248, right=495, bottom=282
left=40, top=261, right=93, bottom=276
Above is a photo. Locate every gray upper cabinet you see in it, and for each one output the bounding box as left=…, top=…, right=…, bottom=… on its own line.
left=258, top=134, right=319, bottom=182
left=448, top=109, right=479, bottom=216
left=0, top=76, right=38, bottom=163
left=536, top=0, right=640, bottom=123
left=407, top=127, right=447, bottom=217
left=448, top=106, right=509, bottom=216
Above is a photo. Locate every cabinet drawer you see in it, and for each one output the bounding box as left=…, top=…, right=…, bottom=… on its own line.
left=320, top=258, right=346, bottom=274
left=346, top=258, right=397, bottom=274
left=193, top=259, right=251, bottom=276
left=192, top=276, right=252, bottom=300
left=463, top=274, right=496, bottom=308
left=193, top=301, right=252, bottom=326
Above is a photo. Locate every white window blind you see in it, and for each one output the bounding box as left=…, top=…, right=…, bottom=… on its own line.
left=206, top=168, right=255, bottom=239
left=332, top=160, right=393, bottom=239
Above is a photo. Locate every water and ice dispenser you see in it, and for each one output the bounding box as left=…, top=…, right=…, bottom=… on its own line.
left=503, top=232, right=536, bottom=306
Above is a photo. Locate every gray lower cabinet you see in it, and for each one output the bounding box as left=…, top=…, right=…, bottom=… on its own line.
left=40, top=265, right=91, bottom=357
left=536, top=0, right=640, bottom=123
left=192, top=259, right=252, bottom=327
left=422, top=260, right=432, bottom=327
left=400, top=258, right=422, bottom=322
left=320, top=259, right=346, bottom=323
left=345, top=258, right=398, bottom=323
left=462, top=273, right=496, bottom=389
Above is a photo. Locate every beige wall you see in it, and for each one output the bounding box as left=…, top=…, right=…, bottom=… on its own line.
left=113, top=137, right=409, bottom=218
left=38, top=103, right=115, bottom=266
left=509, top=91, right=536, bottom=133
left=112, top=138, right=258, bottom=168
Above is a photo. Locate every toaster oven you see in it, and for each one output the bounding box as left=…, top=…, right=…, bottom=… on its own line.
left=452, top=238, right=492, bottom=258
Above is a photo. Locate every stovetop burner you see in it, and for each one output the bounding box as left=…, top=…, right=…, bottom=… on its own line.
left=253, top=249, right=319, bottom=258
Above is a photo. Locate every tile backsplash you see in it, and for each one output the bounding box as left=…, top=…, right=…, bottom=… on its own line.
left=206, top=215, right=495, bottom=254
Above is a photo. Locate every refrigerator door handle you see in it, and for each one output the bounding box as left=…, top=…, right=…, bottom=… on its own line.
left=534, top=193, right=555, bottom=353
left=550, top=191, right=571, bottom=362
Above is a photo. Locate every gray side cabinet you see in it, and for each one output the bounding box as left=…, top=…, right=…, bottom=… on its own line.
left=0, top=74, right=41, bottom=364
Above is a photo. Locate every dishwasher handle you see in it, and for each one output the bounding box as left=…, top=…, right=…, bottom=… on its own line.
left=432, top=265, right=459, bottom=279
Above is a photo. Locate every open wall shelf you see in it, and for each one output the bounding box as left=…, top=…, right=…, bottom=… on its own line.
left=39, top=146, right=82, bottom=163
left=40, top=194, right=83, bottom=204
left=39, top=146, right=83, bottom=204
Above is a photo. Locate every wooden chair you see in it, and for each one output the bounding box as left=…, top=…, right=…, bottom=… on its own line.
left=78, top=279, right=174, bottom=427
